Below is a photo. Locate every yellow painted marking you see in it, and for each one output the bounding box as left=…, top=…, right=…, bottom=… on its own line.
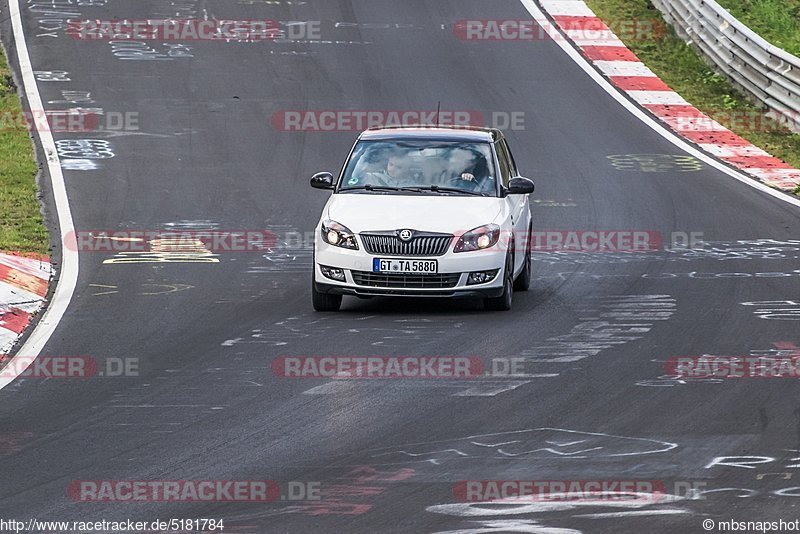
left=90, top=283, right=118, bottom=296
left=756, top=472, right=792, bottom=480
left=607, top=154, right=702, bottom=172
left=99, top=236, right=145, bottom=242
left=140, top=283, right=194, bottom=295
left=104, top=255, right=219, bottom=264
left=103, top=236, right=219, bottom=264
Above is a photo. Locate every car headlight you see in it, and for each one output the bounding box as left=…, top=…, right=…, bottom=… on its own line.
left=454, top=224, right=500, bottom=253
left=321, top=220, right=359, bottom=250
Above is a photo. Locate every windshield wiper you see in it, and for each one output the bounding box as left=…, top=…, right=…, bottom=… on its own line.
left=339, top=184, right=402, bottom=192
left=339, top=185, right=488, bottom=196
left=419, top=185, right=488, bottom=196
left=339, top=185, right=428, bottom=193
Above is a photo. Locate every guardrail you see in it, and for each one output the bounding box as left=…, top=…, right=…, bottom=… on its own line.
left=651, top=0, right=800, bottom=129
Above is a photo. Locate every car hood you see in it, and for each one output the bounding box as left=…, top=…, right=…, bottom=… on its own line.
left=325, top=194, right=504, bottom=234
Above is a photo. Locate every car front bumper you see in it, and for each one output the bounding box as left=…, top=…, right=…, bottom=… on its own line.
left=314, top=238, right=507, bottom=298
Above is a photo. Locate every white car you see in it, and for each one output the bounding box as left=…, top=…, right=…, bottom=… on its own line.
left=310, top=126, right=534, bottom=311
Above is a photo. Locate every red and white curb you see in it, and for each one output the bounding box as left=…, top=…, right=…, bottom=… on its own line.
left=539, top=0, right=800, bottom=191
left=0, top=252, right=51, bottom=355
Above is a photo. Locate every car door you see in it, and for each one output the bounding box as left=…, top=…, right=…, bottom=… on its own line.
left=496, top=139, right=528, bottom=276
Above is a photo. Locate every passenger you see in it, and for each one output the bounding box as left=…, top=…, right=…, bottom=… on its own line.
left=361, top=152, right=412, bottom=187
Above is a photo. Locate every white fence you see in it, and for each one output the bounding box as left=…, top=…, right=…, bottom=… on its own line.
left=652, top=0, right=800, bottom=128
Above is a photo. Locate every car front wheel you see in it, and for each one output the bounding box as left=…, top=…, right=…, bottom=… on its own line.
left=513, top=224, right=532, bottom=291
left=312, top=270, right=342, bottom=312
left=484, top=254, right=513, bottom=311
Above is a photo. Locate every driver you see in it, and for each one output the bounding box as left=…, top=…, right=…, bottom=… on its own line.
left=440, top=148, right=493, bottom=193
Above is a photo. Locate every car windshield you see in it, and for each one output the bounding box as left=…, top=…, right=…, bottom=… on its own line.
left=338, top=140, right=497, bottom=196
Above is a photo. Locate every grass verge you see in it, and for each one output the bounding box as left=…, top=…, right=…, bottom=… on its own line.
left=0, top=47, right=48, bottom=255
left=715, top=0, right=800, bottom=56
left=583, top=0, right=800, bottom=181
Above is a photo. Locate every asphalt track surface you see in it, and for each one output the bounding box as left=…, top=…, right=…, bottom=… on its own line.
left=2, top=1, right=800, bottom=532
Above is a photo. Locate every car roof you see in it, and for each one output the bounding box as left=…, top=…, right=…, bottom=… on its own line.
left=359, top=126, right=502, bottom=143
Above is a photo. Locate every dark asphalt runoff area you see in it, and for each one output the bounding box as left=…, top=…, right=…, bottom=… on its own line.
left=2, top=0, right=800, bottom=532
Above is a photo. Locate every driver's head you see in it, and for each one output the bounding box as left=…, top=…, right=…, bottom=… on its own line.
left=386, top=153, right=408, bottom=179
left=447, top=148, right=478, bottom=174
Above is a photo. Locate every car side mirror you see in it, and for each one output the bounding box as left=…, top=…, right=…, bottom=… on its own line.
left=310, top=171, right=334, bottom=190
left=507, top=176, right=535, bottom=195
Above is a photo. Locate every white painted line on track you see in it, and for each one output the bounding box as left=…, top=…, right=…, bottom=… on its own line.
left=627, top=90, right=690, bottom=106
left=575, top=509, right=690, bottom=518
left=518, top=0, right=800, bottom=209
left=539, top=0, right=594, bottom=16
left=567, top=36, right=626, bottom=47
left=593, top=60, right=657, bottom=77
left=0, top=0, right=79, bottom=390
left=700, top=144, right=771, bottom=158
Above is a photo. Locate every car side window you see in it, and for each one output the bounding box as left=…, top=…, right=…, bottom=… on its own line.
left=501, top=139, right=518, bottom=177
left=495, top=141, right=511, bottom=187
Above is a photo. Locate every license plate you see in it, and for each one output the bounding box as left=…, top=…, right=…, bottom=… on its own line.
left=373, top=258, right=438, bottom=274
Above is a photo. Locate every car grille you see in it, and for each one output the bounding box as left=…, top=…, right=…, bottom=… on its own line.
left=352, top=271, right=461, bottom=289
left=360, top=234, right=452, bottom=256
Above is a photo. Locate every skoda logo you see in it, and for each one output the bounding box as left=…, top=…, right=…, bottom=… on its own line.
left=398, top=229, right=414, bottom=242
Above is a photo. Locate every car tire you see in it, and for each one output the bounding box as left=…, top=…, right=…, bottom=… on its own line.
left=311, top=270, right=342, bottom=312
left=484, top=253, right=513, bottom=311
left=513, top=223, right=532, bottom=291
